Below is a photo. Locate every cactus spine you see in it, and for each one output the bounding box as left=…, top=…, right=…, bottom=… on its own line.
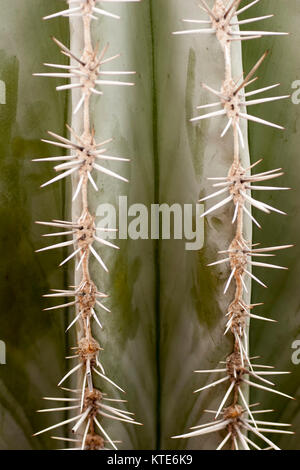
left=33, top=0, right=141, bottom=450
left=172, top=0, right=293, bottom=450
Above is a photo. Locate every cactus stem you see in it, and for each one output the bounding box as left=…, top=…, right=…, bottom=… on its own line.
left=33, top=0, right=141, bottom=449
left=173, top=1, right=293, bottom=448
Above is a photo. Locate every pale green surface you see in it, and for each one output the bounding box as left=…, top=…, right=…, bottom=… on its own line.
left=69, top=0, right=251, bottom=450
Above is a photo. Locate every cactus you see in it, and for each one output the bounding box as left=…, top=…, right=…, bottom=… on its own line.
left=170, top=0, right=293, bottom=450
left=32, top=0, right=146, bottom=450
left=0, top=0, right=299, bottom=451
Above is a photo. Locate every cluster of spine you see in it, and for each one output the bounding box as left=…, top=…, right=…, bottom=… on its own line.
left=172, top=0, right=294, bottom=450
left=33, top=0, right=141, bottom=450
